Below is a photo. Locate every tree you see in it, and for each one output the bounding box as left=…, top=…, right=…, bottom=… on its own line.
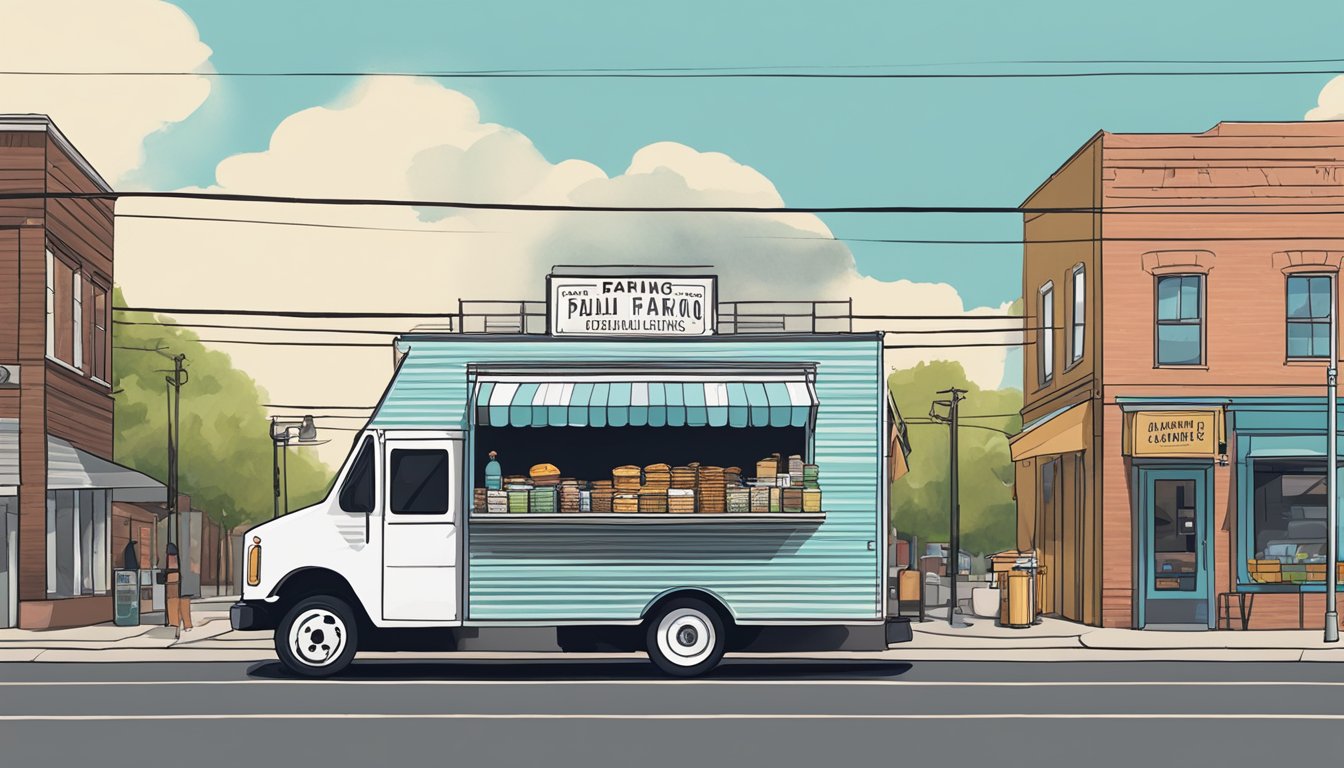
left=889, top=360, right=1021, bottom=559
left=112, top=288, right=333, bottom=532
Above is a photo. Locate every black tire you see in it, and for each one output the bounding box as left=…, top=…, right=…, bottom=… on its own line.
left=274, top=595, right=359, bottom=678
left=644, top=598, right=727, bottom=677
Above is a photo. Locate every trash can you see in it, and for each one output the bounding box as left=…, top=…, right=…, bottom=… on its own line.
left=1001, top=570, right=1033, bottom=628
left=113, top=568, right=140, bottom=626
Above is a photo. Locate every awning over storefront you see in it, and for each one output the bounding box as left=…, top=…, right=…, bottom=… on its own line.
left=473, top=378, right=818, bottom=428
left=0, top=419, right=166, bottom=495
left=1009, top=401, right=1091, bottom=462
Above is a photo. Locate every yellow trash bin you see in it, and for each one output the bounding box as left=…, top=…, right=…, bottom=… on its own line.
left=1000, top=570, right=1033, bottom=628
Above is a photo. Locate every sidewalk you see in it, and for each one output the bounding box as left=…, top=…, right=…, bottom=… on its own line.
left=4, top=598, right=1344, bottom=663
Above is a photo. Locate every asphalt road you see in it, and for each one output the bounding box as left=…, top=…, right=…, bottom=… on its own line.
left=2, top=659, right=1343, bottom=767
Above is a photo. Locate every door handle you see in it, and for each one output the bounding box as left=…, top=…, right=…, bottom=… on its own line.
left=1201, top=539, right=1207, bottom=569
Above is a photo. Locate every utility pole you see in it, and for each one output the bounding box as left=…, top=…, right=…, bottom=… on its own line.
left=931, top=387, right=968, bottom=628
left=1327, top=273, right=1339, bottom=643
left=164, top=354, right=188, bottom=549
left=272, top=416, right=321, bottom=519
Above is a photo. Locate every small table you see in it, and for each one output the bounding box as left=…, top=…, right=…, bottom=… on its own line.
left=1221, top=584, right=1308, bottom=630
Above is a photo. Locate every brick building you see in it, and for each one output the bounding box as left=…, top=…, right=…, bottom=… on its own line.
left=0, top=115, right=163, bottom=629
left=1011, top=120, right=1344, bottom=630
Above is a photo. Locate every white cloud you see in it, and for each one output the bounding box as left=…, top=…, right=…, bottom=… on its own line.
left=0, top=0, right=212, bottom=184
left=1306, top=76, right=1344, bottom=121
left=115, top=77, right=1016, bottom=465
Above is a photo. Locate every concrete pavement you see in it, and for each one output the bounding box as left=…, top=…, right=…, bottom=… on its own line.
left=5, top=596, right=1344, bottom=663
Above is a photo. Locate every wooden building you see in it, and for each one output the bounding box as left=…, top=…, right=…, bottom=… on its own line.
left=1013, top=120, right=1344, bottom=630
left=0, top=115, right=163, bottom=629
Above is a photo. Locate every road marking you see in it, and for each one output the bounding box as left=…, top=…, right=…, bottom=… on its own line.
left=2, top=677, right=1344, bottom=688
left=0, top=712, right=1343, bottom=721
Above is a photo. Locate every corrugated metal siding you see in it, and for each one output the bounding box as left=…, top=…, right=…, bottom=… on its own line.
left=371, top=337, right=883, bottom=622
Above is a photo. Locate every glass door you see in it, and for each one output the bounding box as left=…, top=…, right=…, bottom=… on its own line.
left=1139, top=466, right=1213, bottom=627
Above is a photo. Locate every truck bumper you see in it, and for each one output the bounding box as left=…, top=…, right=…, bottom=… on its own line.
left=885, top=616, right=913, bottom=645
left=230, top=600, right=277, bottom=632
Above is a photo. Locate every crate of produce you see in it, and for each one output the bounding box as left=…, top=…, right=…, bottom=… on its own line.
left=1248, top=559, right=1281, bottom=573
left=507, top=488, right=530, bottom=514
left=558, top=480, right=581, bottom=514
left=1252, top=572, right=1282, bottom=583
left=579, top=490, right=592, bottom=513
left=725, top=487, right=750, bottom=514
left=486, top=490, right=508, bottom=514
left=612, top=493, right=639, bottom=513
left=670, top=466, right=697, bottom=489
left=473, top=488, right=488, bottom=514
left=781, top=487, right=804, bottom=513
left=644, top=463, right=671, bottom=490
left=529, top=464, right=561, bottom=487
left=613, top=465, right=642, bottom=493
left=698, top=466, right=726, bottom=513
left=802, top=488, right=822, bottom=513
left=668, top=488, right=696, bottom=514
left=788, top=454, right=804, bottom=477
left=638, top=488, right=668, bottom=513
left=529, top=487, right=557, bottom=514
left=802, top=464, right=820, bottom=489
left=724, top=466, right=742, bottom=486
left=755, top=456, right=779, bottom=483
left=749, top=487, right=771, bottom=513
left=769, top=487, right=782, bottom=513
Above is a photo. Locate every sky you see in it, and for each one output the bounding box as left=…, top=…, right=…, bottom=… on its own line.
left=3, top=0, right=1343, bottom=465
left=135, top=0, right=1343, bottom=307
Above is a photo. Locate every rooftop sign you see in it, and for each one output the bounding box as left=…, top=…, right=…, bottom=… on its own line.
left=547, top=275, right=717, bottom=337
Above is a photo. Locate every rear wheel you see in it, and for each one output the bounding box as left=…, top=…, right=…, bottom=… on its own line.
left=275, top=595, right=359, bottom=677
left=645, top=598, right=727, bottom=677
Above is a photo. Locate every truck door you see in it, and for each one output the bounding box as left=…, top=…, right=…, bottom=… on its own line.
left=381, top=435, right=462, bottom=622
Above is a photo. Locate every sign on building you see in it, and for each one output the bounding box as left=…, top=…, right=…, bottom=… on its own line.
left=1125, top=409, right=1224, bottom=458
left=548, top=275, right=716, bottom=337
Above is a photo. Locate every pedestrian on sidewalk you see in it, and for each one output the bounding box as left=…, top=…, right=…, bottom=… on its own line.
left=123, top=540, right=139, bottom=572
left=165, top=543, right=194, bottom=639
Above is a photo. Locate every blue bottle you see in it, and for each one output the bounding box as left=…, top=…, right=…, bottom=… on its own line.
left=485, top=451, right=503, bottom=491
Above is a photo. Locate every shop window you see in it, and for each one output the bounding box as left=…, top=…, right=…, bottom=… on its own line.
left=45, top=490, right=109, bottom=598
left=338, top=437, right=375, bottom=513
left=1069, top=265, right=1085, bottom=365
left=1155, top=274, right=1204, bottom=366
left=1286, top=274, right=1332, bottom=359
left=1038, top=282, right=1054, bottom=386
left=1251, top=461, right=1328, bottom=569
left=390, top=449, right=451, bottom=515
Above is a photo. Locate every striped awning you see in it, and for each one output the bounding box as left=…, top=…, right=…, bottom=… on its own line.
left=474, top=380, right=816, bottom=428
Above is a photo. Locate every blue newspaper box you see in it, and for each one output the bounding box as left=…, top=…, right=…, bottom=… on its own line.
left=113, top=569, right=139, bottom=626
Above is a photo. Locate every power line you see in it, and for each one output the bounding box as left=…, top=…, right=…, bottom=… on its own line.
left=114, top=319, right=403, bottom=335
left=114, top=305, right=453, bottom=319
left=192, top=338, right=388, bottom=348
left=264, top=406, right=376, bottom=411
left=117, top=212, right=491, bottom=235
left=4, top=66, right=1344, bottom=79
left=11, top=190, right=1344, bottom=215
left=885, top=341, right=1027, bottom=349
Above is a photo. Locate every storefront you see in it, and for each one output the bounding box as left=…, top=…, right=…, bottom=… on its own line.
left=1116, top=397, right=1341, bottom=630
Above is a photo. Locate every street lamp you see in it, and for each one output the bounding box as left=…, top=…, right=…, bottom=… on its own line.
left=1327, top=275, right=1339, bottom=643
left=270, top=416, right=326, bottom=519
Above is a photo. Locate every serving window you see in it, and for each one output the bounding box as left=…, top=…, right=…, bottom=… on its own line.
left=467, top=370, right=824, bottom=521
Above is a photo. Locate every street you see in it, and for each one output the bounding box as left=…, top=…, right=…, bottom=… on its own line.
left=1, top=660, right=1342, bottom=767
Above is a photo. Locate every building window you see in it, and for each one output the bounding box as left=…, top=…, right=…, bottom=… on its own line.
left=1286, top=274, right=1332, bottom=359
left=44, top=250, right=55, bottom=357
left=45, top=490, right=109, bottom=598
left=1251, top=461, right=1328, bottom=576
left=71, top=272, right=83, bottom=371
left=49, top=254, right=77, bottom=367
left=1038, top=282, right=1054, bottom=386
left=91, top=283, right=108, bottom=381
left=1070, top=265, right=1085, bottom=365
left=1156, top=274, right=1204, bottom=366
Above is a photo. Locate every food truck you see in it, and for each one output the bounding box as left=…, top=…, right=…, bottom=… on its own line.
left=231, top=272, right=913, bottom=676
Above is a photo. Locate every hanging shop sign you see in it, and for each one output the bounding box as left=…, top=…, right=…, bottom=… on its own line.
left=548, top=275, right=717, bottom=337
left=1124, top=409, right=1224, bottom=458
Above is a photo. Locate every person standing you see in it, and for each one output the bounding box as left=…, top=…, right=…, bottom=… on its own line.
left=122, top=540, right=139, bottom=572
left=165, top=542, right=194, bottom=638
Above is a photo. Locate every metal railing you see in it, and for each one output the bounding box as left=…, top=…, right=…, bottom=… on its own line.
left=442, top=298, right=854, bottom=335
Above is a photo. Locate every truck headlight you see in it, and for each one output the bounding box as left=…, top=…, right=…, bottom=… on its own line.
left=247, top=537, right=262, bottom=587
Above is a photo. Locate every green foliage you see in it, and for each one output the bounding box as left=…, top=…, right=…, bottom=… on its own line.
left=889, top=360, right=1021, bottom=558
left=112, top=288, right=333, bottom=530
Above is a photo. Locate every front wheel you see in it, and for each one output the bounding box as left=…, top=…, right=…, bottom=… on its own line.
left=645, top=598, right=727, bottom=677
left=275, top=596, right=359, bottom=677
